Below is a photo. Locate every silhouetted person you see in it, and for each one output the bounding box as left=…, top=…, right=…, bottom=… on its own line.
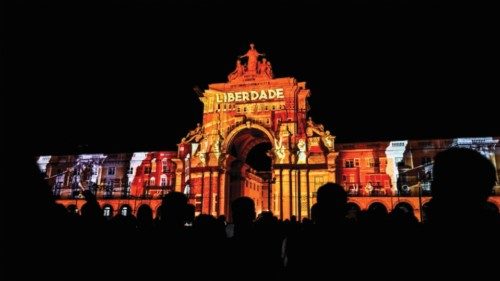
left=231, top=196, right=256, bottom=237
left=285, top=183, right=354, bottom=279
left=155, top=192, right=192, bottom=278
left=80, top=190, right=104, bottom=230
left=136, top=204, right=153, bottom=232
left=159, top=191, right=188, bottom=230
left=227, top=197, right=262, bottom=278
left=217, top=214, right=227, bottom=227
left=426, top=147, right=498, bottom=225
left=422, top=148, right=499, bottom=278
left=315, top=182, right=349, bottom=225
left=7, top=154, right=75, bottom=279
left=185, top=203, right=195, bottom=227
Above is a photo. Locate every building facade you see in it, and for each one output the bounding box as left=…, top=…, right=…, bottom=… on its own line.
left=38, top=45, right=500, bottom=221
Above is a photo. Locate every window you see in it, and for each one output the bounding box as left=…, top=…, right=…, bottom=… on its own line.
left=392, top=142, right=405, bottom=147
left=342, top=175, right=347, bottom=182
left=103, top=206, right=112, bottom=217
left=127, top=167, right=133, bottom=174
left=366, top=158, right=375, bottom=168
left=345, top=159, right=355, bottom=168
left=121, top=206, right=130, bottom=216
left=195, top=194, right=202, bottom=213
left=151, top=158, right=156, bottom=173
left=162, top=159, right=168, bottom=173
left=161, top=175, right=167, bottom=187
left=349, top=174, right=355, bottom=183
left=354, top=158, right=360, bottom=167
left=107, top=167, right=115, bottom=175
left=149, top=177, right=155, bottom=186
left=144, top=166, right=151, bottom=174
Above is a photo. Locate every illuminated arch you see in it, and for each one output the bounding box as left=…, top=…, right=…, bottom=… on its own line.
left=346, top=202, right=361, bottom=220
left=394, top=202, right=414, bottom=213
left=348, top=198, right=365, bottom=209
left=222, top=122, right=275, bottom=153
left=367, top=201, right=389, bottom=214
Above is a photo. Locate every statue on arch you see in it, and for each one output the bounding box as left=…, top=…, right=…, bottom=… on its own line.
left=197, top=152, right=207, bottom=167
left=274, top=135, right=286, bottom=164
left=258, top=58, right=273, bottom=79
left=306, top=117, right=325, bottom=137
left=321, top=130, right=335, bottom=150
left=296, top=139, right=307, bottom=164
left=239, top=43, right=265, bottom=74
left=228, top=59, right=246, bottom=81
left=182, top=123, right=204, bottom=143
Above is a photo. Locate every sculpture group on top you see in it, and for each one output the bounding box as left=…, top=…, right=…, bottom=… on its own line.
left=228, top=43, right=273, bottom=81
left=306, top=117, right=335, bottom=151
left=182, top=123, right=204, bottom=143
left=181, top=122, right=227, bottom=167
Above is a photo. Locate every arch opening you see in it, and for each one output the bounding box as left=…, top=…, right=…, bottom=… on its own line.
left=227, top=128, right=273, bottom=217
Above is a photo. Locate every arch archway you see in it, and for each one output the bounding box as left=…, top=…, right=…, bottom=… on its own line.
left=222, top=123, right=274, bottom=153
left=224, top=125, right=274, bottom=218
left=346, top=202, right=361, bottom=221
left=368, top=202, right=389, bottom=215
left=394, top=202, right=414, bottom=214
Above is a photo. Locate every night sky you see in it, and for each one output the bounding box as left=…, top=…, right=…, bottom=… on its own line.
left=10, top=1, right=498, bottom=155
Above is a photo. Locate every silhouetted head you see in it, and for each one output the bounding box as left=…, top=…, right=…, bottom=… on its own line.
left=231, top=196, right=255, bottom=225
left=250, top=43, right=255, bottom=49
left=317, top=182, right=348, bottom=206
left=431, top=148, right=496, bottom=205
left=80, top=202, right=101, bottom=219
left=137, top=205, right=153, bottom=222
left=315, top=183, right=349, bottom=224
left=160, top=192, right=188, bottom=227
left=428, top=147, right=497, bottom=223
left=193, top=214, right=224, bottom=240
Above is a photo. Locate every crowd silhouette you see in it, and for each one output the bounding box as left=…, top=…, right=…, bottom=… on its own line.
left=5, top=148, right=499, bottom=280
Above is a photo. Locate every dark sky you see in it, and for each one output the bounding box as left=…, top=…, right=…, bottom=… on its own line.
left=10, top=1, right=498, bottom=155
